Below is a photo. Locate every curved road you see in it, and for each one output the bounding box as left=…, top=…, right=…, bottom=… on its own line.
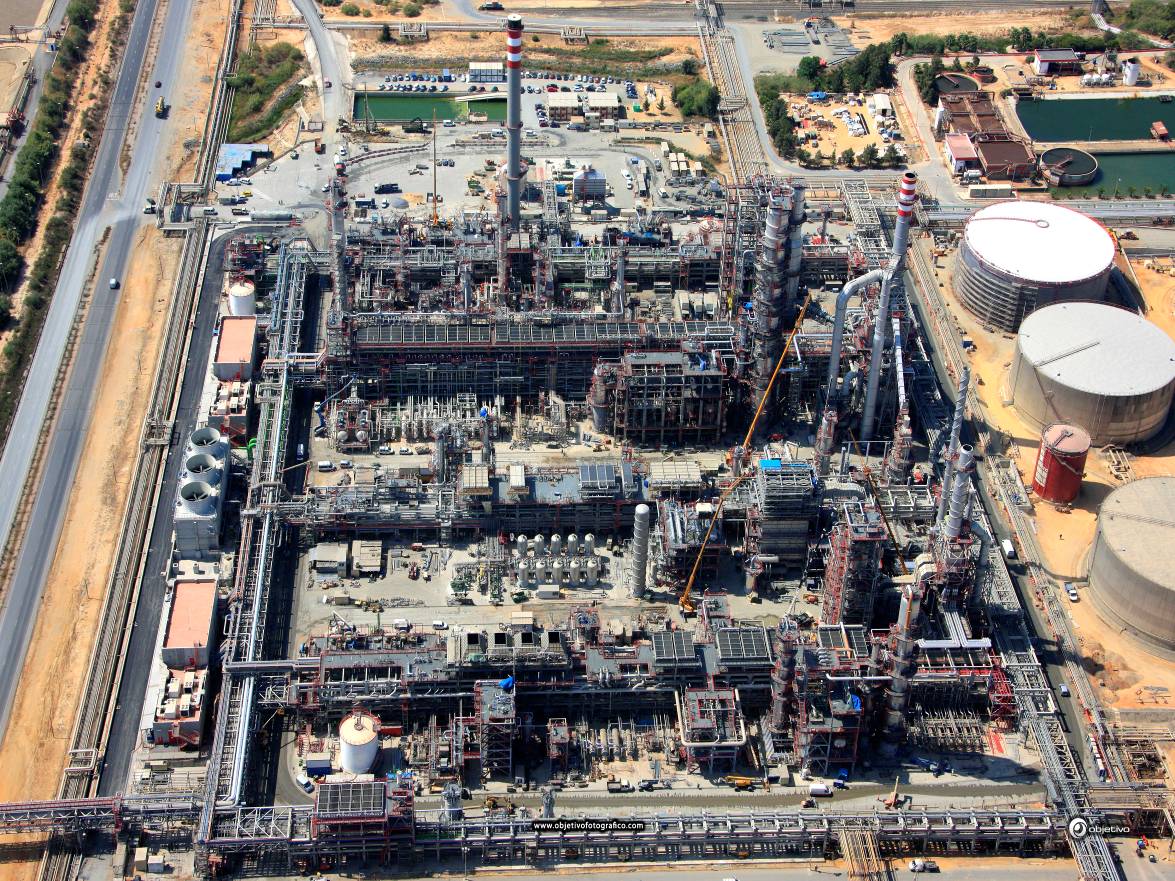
left=0, top=0, right=195, bottom=738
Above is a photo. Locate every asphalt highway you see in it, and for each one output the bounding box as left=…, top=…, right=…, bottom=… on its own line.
left=0, top=0, right=194, bottom=739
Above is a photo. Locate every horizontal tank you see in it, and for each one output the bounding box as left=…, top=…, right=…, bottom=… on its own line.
left=954, top=202, right=1114, bottom=332
left=1087, top=477, right=1175, bottom=658
left=1009, top=302, right=1175, bottom=444
left=1032, top=423, right=1090, bottom=504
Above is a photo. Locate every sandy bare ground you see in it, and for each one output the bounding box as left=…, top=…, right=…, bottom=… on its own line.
left=0, top=44, right=33, bottom=114
left=0, top=0, right=228, bottom=875
left=349, top=30, right=699, bottom=65
left=836, top=11, right=1079, bottom=48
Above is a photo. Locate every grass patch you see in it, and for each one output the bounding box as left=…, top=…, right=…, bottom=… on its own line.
left=227, top=42, right=306, bottom=142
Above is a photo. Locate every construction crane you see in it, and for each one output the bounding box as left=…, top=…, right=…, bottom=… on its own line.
left=680, top=292, right=813, bottom=614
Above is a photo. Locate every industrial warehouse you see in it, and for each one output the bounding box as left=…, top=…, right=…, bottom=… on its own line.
left=3, top=7, right=1175, bottom=881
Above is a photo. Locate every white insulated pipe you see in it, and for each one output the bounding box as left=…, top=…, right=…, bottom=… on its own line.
left=892, top=318, right=906, bottom=415
left=944, top=444, right=975, bottom=540
left=936, top=366, right=971, bottom=525
left=862, top=172, right=918, bottom=442
left=824, top=268, right=888, bottom=400
left=505, top=14, right=525, bottom=231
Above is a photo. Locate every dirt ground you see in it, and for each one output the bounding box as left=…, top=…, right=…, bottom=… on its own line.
left=321, top=1, right=450, bottom=24
left=0, top=44, right=32, bottom=115
left=1128, top=255, right=1175, bottom=342
left=785, top=94, right=901, bottom=165
left=349, top=30, right=699, bottom=66
left=0, top=0, right=227, bottom=875
left=836, top=10, right=1076, bottom=48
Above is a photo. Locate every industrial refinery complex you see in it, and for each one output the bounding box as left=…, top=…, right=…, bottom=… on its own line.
left=3, top=4, right=1175, bottom=881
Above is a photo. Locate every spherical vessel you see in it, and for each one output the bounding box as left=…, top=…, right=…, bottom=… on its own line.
left=1032, top=423, right=1090, bottom=504
left=1008, top=303, right=1175, bottom=444
left=1087, top=477, right=1175, bottom=659
left=955, top=202, right=1114, bottom=331
left=339, top=710, right=380, bottom=773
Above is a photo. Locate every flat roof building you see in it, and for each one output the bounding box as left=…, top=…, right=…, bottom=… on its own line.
left=213, top=316, right=257, bottom=382
left=162, top=580, right=218, bottom=670
left=546, top=91, right=581, bottom=120
left=469, top=61, right=505, bottom=83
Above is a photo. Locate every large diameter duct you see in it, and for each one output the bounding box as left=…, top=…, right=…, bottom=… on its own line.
left=936, top=367, right=971, bottom=525
left=824, top=268, right=888, bottom=400
left=944, top=444, right=975, bottom=540
left=630, top=504, right=651, bottom=597
left=862, top=173, right=918, bottom=441
left=505, top=14, right=525, bottom=231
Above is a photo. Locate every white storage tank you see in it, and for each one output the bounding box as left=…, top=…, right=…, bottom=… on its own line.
left=516, top=534, right=529, bottom=557
left=540, top=560, right=554, bottom=584
left=552, top=559, right=566, bottom=585
left=584, top=533, right=595, bottom=556
left=1122, top=57, right=1141, bottom=86
left=517, top=559, right=531, bottom=583
left=549, top=534, right=562, bottom=557
left=566, top=533, right=579, bottom=556
left=1008, top=302, right=1175, bottom=444
left=533, top=534, right=546, bottom=557
left=339, top=710, right=381, bottom=774
left=570, top=559, right=584, bottom=585
left=954, top=201, right=1114, bottom=332
left=586, top=557, right=600, bottom=586
left=228, top=280, right=257, bottom=316
left=1087, top=477, right=1175, bottom=658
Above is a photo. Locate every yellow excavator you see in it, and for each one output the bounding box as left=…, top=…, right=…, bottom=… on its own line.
left=679, top=293, right=814, bottom=616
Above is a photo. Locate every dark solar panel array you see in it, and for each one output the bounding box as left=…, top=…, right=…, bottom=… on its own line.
left=715, top=627, right=772, bottom=665
left=315, top=781, right=387, bottom=819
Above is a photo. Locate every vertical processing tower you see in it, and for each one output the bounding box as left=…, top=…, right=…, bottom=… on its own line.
left=505, top=14, right=525, bottom=231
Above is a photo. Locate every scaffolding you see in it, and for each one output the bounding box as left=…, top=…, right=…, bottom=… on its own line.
left=675, top=688, right=747, bottom=774
left=605, top=347, right=727, bottom=447
left=822, top=502, right=886, bottom=626
left=476, top=681, right=515, bottom=780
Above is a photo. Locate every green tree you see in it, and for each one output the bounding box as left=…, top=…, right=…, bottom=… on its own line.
left=796, top=55, right=824, bottom=84
left=839, top=147, right=856, bottom=167
left=881, top=144, right=901, bottom=167
left=670, top=80, right=717, bottom=117
left=379, top=23, right=392, bottom=42
left=681, top=57, right=698, bottom=76
left=340, top=2, right=360, bottom=14
left=403, top=2, right=421, bottom=16
left=0, top=239, right=21, bottom=294
left=657, top=95, right=666, bottom=112
left=795, top=147, right=812, bottom=167
left=859, top=144, right=880, bottom=167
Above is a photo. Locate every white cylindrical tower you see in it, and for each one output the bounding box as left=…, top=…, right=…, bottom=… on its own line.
left=339, top=710, right=381, bottom=774
left=549, top=534, right=562, bottom=557
left=630, top=503, right=651, bottom=597
left=566, top=533, right=579, bottom=556
left=516, top=534, right=529, bottom=557
left=228, top=280, right=257, bottom=316
left=570, top=559, right=584, bottom=585
left=533, top=534, right=546, bottom=558
left=586, top=557, right=600, bottom=586
left=552, top=559, right=566, bottom=585
left=583, top=533, right=595, bottom=556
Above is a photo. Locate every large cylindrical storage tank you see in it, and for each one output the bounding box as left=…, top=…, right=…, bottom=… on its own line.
left=954, top=202, right=1114, bottom=332
left=1087, top=477, right=1175, bottom=659
left=228, top=280, right=257, bottom=316
left=1032, top=423, right=1091, bottom=504
left=1008, top=303, right=1175, bottom=444
left=1122, top=58, right=1141, bottom=86
left=339, top=710, right=381, bottom=773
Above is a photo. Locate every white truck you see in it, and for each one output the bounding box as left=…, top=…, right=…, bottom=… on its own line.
left=808, top=782, right=833, bottom=797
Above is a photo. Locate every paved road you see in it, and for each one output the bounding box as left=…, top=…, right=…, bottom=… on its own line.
left=290, top=0, right=346, bottom=134
left=400, top=864, right=1090, bottom=881
left=0, top=0, right=194, bottom=739
left=98, top=230, right=226, bottom=794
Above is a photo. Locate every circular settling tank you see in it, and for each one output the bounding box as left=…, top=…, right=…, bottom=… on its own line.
left=954, top=201, right=1114, bottom=331
left=1039, top=147, right=1099, bottom=186
left=1008, top=302, right=1175, bottom=444
left=1088, top=477, right=1175, bottom=658
left=1032, top=423, right=1090, bottom=504
left=935, top=73, right=980, bottom=93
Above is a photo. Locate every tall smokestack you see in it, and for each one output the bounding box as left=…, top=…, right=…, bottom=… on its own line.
left=862, top=172, right=918, bottom=441
left=505, top=14, right=525, bottom=231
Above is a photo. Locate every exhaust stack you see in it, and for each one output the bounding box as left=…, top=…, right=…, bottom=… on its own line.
left=505, top=14, right=525, bottom=231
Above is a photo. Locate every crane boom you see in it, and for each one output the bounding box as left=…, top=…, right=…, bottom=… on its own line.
left=680, top=293, right=813, bottom=613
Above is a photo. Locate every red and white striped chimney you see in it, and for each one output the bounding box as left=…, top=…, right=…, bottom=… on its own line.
left=505, top=14, right=525, bottom=231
